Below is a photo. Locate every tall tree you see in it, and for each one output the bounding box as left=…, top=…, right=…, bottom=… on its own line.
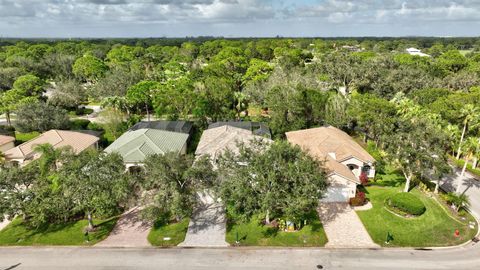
left=217, top=140, right=328, bottom=224
left=141, top=153, right=216, bottom=222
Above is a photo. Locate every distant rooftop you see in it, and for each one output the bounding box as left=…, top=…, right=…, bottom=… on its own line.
left=129, top=120, right=193, bottom=134
left=208, top=121, right=271, bottom=138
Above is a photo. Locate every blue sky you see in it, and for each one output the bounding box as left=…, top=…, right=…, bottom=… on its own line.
left=0, top=0, right=479, bottom=37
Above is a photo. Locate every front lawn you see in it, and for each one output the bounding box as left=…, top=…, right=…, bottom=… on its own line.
left=226, top=213, right=328, bottom=247
left=0, top=217, right=117, bottom=246
left=148, top=218, right=190, bottom=247
left=357, top=186, right=478, bottom=247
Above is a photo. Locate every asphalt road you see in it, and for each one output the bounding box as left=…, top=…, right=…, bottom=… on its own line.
left=0, top=244, right=479, bottom=270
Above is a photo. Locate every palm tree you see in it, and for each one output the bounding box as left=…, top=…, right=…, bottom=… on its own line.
left=34, top=143, right=69, bottom=176
left=456, top=104, right=479, bottom=159
left=446, top=124, right=461, bottom=156
left=445, top=192, right=470, bottom=212
left=472, top=137, right=480, bottom=169
left=457, top=137, right=477, bottom=193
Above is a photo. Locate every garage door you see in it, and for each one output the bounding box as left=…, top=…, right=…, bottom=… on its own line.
left=321, top=187, right=350, bottom=202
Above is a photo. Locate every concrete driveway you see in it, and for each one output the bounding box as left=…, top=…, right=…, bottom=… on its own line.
left=318, top=203, right=379, bottom=248
left=441, top=167, right=480, bottom=219
left=96, top=207, right=151, bottom=247
left=179, top=191, right=229, bottom=247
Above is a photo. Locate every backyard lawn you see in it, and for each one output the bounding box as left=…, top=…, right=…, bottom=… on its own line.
left=148, top=218, right=190, bottom=247
left=226, top=213, right=328, bottom=247
left=15, top=131, right=40, bottom=145
left=357, top=186, right=478, bottom=247
left=0, top=217, right=117, bottom=246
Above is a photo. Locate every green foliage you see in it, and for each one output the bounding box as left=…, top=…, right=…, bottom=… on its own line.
left=436, top=50, right=468, bottom=74
left=387, top=192, right=426, bottom=216
left=49, top=79, right=86, bottom=109
left=226, top=212, right=327, bottom=247
left=217, top=140, right=328, bottom=223
left=14, top=131, right=40, bottom=145
left=141, top=153, right=216, bottom=222
left=72, top=54, right=108, bottom=82
left=443, top=192, right=470, bottom=212
left=13, top=74, right=45, bottom=96
left=69, top=119, right=91, bottom=130
left=14, top=102, right=70, bottom=132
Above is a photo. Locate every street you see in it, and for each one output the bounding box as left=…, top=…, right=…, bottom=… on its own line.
left=0, top=244, right=479, bottom=270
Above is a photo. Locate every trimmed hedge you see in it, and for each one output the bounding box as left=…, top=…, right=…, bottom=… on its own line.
left=70, top=119, right=91, bottom=130
left=387, top=192, right=426, bottom=216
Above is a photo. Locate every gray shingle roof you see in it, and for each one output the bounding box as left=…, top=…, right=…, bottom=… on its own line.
left=105, top=128, right=189, bottom=163
left=208, top=121, right=271, bottom=138
left=129, top=120, right=193, bottom=134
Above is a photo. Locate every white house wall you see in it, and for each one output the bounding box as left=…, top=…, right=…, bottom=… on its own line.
left=340, top=157, right=375, bottom=178
left=328, top=174, right=357, bottom=199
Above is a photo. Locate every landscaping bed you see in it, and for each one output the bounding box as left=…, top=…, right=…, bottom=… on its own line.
left=148, top=218, right=190, bottom=247
left=226, top=213, right=328, bottom=247
left=0, top=217, right=117, bottom=246
left=357, top=186, right=478, bottom=247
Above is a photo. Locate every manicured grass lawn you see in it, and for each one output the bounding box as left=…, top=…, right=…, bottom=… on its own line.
left=357, top=186, right=478, bottom=247
left=226, top=214, right=328, bottom=247
left=15, top=131, right=40, bottom=145
left=0, top=217, right=118, bottom=246
left=148, top=218, right=190, bottom=247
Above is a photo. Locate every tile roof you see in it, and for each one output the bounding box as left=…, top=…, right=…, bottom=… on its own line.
left=4, top=130, right=99, bottom=160
left=286, top=126, right=375, bottom=183
left=208, top=121, right=271, bottom=138
left=195, top=125, right=272, bottom=161
left=104, top=128, right=189, bottom=163
left=129, top=120, right=193, bottom=134
left=0, top=135, right=15, bottom=146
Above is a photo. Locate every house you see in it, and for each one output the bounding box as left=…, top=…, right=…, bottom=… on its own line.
left=196, top=124, right=272, bottom=164
left=208, top=121, right=271, bottom=138
left=104, top=128, right=189, bottom=169
left=0, top=135, right=15, bottom=153
left=406, top=48, right=431, bottom=57
left=129, top=120, right=193, bottom=135
left=4, top=130, right=99, bottom=165
left=286, top=126, right=375, bottom=203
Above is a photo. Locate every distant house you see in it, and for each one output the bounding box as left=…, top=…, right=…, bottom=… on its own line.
left=286, top=126, right=375, bottom=203
left=406, top=48, right=430, bottom=57
left=208, top=121, right=271, bottom=138
left=196, top=124, right=272, bottom=165
left=129, top=120, right=193, bottom=135
left=0, top=135, right=15, bottom=153
left=104, top=128, right=189, bottom=169
left=4, top=130, right=99, bottom=165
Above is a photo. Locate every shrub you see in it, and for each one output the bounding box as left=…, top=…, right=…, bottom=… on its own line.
left=359, top=172, right=369, bottom=185
left=70, top=119, right=91, bottom=130
left=87, top=122, right=103, bottom=131
left=387, top=192, right=426, bottom=216
left=349, top=191, right=366, bottom=206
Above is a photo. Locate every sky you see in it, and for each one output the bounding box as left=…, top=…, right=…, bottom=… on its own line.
left=0, top=0, right=479, bottom=38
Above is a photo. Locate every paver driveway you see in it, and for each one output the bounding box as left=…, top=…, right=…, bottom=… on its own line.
left=179, top=191, right=229, bottom=247
left=318, top=203, right=379, bottom=248
left=96, top=207, right=151, bottom=247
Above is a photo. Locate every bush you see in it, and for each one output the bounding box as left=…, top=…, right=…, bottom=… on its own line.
left=387, top=192, right=426, bottom=216
left=70, top=119, right=91, bottom=130
left=87, top=122, right=103, bottom=131
left=350, top=191, right=366, bottom=206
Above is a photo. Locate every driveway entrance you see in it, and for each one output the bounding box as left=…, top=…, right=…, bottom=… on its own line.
left=318, top=203, right=378, bottom=248
left=179, top=191, right=229, bottom=247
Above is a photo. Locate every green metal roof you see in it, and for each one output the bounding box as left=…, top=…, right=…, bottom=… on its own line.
left=104, top=128, right=189, bottom=163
